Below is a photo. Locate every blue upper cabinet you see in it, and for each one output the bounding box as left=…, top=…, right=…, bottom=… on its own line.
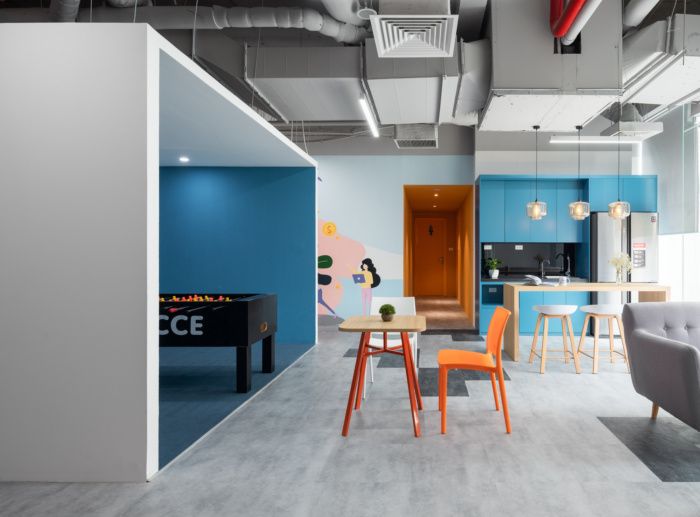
left=587, top=176, right=658, bottom=213
left=480, top=180, right=505, bottom=242
left=504, top=181, right=534, bottom=242
left=531, top=181, right=557, bottom=242
left=622, top=176, right=657, bottom=212
left=556, top=180, right=584, bottom=242
left=587, top=177, right=618, bottom=212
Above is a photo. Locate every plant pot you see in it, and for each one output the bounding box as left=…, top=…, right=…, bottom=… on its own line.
left=489, top=269, right=500, bottom=279
left=381, top=313, right=394, bottom=322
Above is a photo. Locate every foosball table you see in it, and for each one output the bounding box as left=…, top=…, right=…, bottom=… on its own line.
left=159, top=293, right=277, bottom=393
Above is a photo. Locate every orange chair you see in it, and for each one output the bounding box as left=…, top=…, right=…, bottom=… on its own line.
left=438, top=306, right=512, bottom=434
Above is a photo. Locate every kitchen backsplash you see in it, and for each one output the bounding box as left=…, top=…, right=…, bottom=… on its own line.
left=482, top=242, right=579, bottom=277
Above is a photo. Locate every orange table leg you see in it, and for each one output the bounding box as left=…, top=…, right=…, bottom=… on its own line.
left=354, top=333, right=369, bottom=410
left=403, top=332, right=423, bottom=410
left=400, top=332, right=421, bottom=437
left=342, top=332, right=368, bottom=437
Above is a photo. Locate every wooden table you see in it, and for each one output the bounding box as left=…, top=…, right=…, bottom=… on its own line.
left=503, top=282, right=670, bottom=361
left=339, top=315, right=427, bottom=437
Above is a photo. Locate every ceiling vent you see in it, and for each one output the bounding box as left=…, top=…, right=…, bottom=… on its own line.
left=600, top=121, right=663, bottom=140
left=394, top=124, right=438, bottom=148
left=370, top=0, right=458, bottom=58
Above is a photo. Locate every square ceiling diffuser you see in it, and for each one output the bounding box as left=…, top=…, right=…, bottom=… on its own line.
left=370, top=14, right=459, bottom=58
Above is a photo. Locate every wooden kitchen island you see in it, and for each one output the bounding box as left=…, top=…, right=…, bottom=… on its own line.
left=503, top=282, right=670, bottom=361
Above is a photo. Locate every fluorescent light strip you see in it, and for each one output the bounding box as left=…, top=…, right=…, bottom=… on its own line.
left=358, top=97, right=380, bottom=138
left=549, top=136, right=642, bottom=145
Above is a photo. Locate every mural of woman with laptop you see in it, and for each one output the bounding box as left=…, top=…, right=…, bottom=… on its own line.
left=353, top=258, right=381, bottom=316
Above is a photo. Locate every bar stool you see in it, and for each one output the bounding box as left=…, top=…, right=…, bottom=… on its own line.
left=577, top=304, right=630, bottom=374
left=529, top=305, right=581, bottom=374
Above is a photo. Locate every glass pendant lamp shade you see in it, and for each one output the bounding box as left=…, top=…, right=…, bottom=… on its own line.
left=527, top=200, right=547, bottom=220
left=569, top=200, right=590, bottom=220
left=609, top=104, right=630, bottom=220
left=527, top=125, right=547, bottom=220
left=569, top=124, right=590, bottom=221
left=608, top=200, right=631, bottom=220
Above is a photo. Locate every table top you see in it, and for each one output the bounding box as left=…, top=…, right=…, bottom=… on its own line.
left=504, top=282, right=670, bottom=292
left=339, top=315, right=427, bottom=333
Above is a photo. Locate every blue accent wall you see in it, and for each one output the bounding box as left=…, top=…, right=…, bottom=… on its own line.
left=160, top=167, right=316, bottom=344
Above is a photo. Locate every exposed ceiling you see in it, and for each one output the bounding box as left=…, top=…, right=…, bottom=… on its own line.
left=159, top=50, right=315, bottom=168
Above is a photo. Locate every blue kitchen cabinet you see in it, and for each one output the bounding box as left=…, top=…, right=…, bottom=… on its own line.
left=587, top=177, right=618, bottom=212
left=622, top=176, right=657, bottom=212
left=519, top=291, right=543, bottom=334
left=479, top=304, right=497, bottom=334
left=530, top=181, right=557, bottom=242
left=556, top=180, right=584, bottom=242
left=504, top=181, right=533, bottom=242
left=566, top=291, right=590, bottom=335
left=480, top=180, right=505, bottom=242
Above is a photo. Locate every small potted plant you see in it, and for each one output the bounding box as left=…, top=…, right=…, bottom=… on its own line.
left=485, top=257, right=503, bottom=279
left=379, top=304, right=396, bottom=322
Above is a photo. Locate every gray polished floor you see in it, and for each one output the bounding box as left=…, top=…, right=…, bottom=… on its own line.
left=2, top=326, right=700, bottom=517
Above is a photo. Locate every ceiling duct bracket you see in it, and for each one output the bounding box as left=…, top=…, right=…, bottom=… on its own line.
left=393, top=124, right=438, bottom=148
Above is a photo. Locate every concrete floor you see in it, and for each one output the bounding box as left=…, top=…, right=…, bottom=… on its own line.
left=2, top=327, right=700, bottom=517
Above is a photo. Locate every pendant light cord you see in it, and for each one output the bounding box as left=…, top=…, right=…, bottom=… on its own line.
left=617, top=123, right=621, bottom=202
left=534, top=125, right=540, bottom=201
left=577, top=124, right=582, bottom=201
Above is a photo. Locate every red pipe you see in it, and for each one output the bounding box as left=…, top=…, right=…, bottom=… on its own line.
left=550, top=0, right=588, bottom=38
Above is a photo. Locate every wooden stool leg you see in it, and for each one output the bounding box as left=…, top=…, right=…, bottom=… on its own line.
left=529, top=314, right=542, bottom=364
left=616, top=315, right=631, bottom=373
left=560, top=317, right=570, bottom=364
left=540, top=317, right=549, bottom=374
left=490, top=372, right=500, bottom=411
left=592, top=317, right=600, bottom=374
left=566, top=316, right=581, bottom=374
left=577, top=314, right=590, bottom=355
left=608, top=317, right=615, bottom=363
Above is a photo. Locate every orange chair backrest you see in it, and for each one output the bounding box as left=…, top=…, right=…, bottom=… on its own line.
left=486, top=306, right=511, bottom=359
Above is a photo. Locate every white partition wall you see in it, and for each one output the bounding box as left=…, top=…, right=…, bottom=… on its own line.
left=0, top=25, right=160, bottom=482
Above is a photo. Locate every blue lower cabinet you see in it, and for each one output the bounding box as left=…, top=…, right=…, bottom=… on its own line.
left=480, top=305, right=497, bottom=334
left=519, top=291, right=543, bottom=334
left=566, top=291, right=590, bottom=336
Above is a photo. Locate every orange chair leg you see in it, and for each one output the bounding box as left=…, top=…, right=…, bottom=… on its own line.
left=489, top=372, right=500, bottom=411
left=497, top=367, right=511, bottom=434
left=440, top=367, right=448, bottom=434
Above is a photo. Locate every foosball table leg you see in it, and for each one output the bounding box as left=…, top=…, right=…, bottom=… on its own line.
left=236, top=346, right=252, bottom=393
left=263, top=334, right=275, bottom=374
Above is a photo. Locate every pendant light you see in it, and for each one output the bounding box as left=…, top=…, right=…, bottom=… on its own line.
left=527, top=125, right=547, bottom=220
left=569, top=125, right=590, bottom=220
left=608, top=112, right=630, bottom=220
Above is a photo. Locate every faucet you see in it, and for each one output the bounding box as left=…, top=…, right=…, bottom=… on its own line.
left=555, top=253, right=571, bottom=277
left=540, top=259, right=550, bottom=280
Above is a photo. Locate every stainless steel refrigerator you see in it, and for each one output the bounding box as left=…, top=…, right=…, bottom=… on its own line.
left=590, top=212, right=659, bottom=334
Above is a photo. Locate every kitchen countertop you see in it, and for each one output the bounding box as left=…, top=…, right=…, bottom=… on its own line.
left=481, top=276, right=589, bottom=284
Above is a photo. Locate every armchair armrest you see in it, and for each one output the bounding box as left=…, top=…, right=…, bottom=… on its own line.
left=628, top=329, right=700, bottom=430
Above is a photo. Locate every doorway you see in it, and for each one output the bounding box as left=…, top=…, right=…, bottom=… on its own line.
left=404, top=186, right=475, bottom=331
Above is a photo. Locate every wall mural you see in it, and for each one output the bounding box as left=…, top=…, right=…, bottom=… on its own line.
left=318, top=219, right=366, bottom=317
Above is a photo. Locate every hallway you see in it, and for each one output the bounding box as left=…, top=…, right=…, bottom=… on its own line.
left=416, top=296, right=474, bottom=333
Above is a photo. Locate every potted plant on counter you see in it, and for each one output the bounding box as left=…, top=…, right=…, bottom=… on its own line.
left=379, top=304, right=396, bottom=322
left=485, top=257, right=503, bottom=280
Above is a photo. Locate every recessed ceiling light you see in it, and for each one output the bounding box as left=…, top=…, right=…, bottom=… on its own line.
left=434, top=193, right=439, bottom=197
left=433, top=205, right=437, bottom=208
left=178, top=155, right=190, bottom=163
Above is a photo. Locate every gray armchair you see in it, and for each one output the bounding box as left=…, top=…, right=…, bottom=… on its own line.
left=622, top=302, right=700, bottom=431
